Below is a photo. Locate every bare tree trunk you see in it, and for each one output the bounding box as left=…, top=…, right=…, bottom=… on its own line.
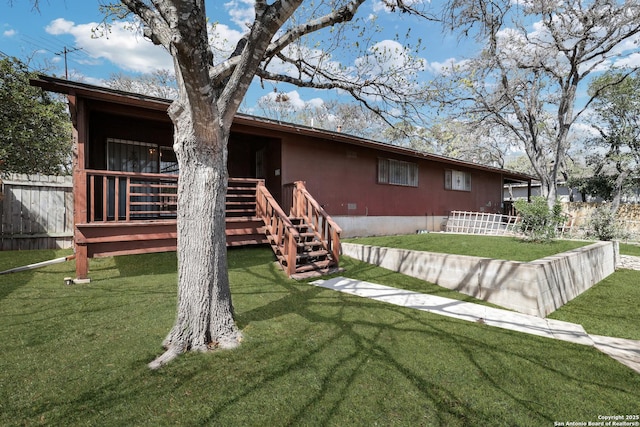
left=610, top=170, right=629, bottom=213
left=149, top=110, right=240, bottom=370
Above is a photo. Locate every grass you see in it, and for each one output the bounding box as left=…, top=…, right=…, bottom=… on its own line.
left=1, top=246, right=639, bottom=426
left=344, top=234, right=640, bottom=341
left=548, top=268, right=640, bottom=340
left=620, top=242, right=640, bottom=256
left=345, top=233, right=591, bottom=262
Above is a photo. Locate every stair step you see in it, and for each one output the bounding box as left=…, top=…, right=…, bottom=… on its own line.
left=226, top=199, right=256, bottom=204
left=226, top=235, right=269, bottom=246
left=298, top=240, right=322, bottom=248
left=226, top=216, right=262, bottom=223
left=290, top=266, right=344, bottom=280
left=295, top=259, right=334, bottom=273
left=227, top=192, right=255, bottom=197
left=298, top=249, right=329, bottom=260
left=226, top=209, right=256, bottom=215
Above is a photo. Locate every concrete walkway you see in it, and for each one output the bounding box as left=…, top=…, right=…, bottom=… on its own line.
left=310, top=276, right=640, bottom=374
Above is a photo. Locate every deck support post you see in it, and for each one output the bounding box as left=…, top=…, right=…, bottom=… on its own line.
left=75, top=244, right=89, bottom=280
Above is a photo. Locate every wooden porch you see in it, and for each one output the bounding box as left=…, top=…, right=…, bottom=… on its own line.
left=74, top=171, right=341, bottom=279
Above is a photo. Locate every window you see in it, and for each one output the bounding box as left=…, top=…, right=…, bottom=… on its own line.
left=107, top=138, right=178, bottom=174
left=378, top=158, right=418, bottom=187
left=107, top=138, right=158, bottom=173
left=445, top=169, right=471, bottom=191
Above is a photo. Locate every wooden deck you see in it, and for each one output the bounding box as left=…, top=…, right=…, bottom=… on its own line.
left=74, top=172, right=340, bottom=279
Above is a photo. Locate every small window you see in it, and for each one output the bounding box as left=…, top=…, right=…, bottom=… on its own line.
left=378, top=158, right=418, bottom=187
left=445, top=169, right=471, bottom=191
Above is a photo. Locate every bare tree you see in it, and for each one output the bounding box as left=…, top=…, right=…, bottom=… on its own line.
left=426, top=118, right=514, bottom=167
left=437, top=0, right=640, bottom=205
left=586, top=70, right=640, bottom=210
left=100, top=0, right=434, bottom=369
left=255, top=93, right=435, bottom=148
left=105, top=69, right=178, bottom=99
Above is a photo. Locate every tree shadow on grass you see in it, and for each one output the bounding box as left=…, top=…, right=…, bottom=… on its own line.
left=111, top=251, right=178, bottom=279
left=11, top=247, right=640, bottom=426
left=0, top=249, right=63, bottom=301
left=228, top=255, right=640, bottom=425
left=107, top=246, right=273, bottom=280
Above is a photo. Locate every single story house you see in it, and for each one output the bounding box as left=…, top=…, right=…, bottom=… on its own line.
left=31, top=75, right=532, bottom=279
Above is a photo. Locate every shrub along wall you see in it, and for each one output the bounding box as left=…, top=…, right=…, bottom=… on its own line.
left=562, top=202, right=640, bottom=239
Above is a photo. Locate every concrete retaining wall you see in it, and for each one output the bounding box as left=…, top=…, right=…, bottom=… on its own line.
left=341, top=240, right=618, bottom=317
left=333, top=215, right=448, bottom=238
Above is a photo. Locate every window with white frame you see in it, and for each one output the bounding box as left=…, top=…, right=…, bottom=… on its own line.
left=445, top=169, right=471, bottom=191
left=378, top=158, right=418, bottom=187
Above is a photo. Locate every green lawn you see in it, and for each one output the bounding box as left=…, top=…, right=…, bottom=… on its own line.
left=1, top=247, right=639, bottom=426
left=620, top=242, right=640, bottom=256
left=345, top=233, right=591, bottom=262
left=548, top=268, right=640, bottom=340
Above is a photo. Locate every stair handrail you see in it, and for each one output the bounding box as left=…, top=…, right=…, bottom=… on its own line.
left=255, top=181, right=300, bottom=276
left=292, top=181, right=342, bottom=268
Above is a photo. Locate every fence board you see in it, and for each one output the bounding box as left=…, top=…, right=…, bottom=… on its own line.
left=1, top=174, right=73, bottom=250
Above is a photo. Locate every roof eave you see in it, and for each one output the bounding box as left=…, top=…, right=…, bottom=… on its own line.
left=30, top=75, right=534, bottom=182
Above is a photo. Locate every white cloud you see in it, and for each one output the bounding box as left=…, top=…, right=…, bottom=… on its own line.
left=209, top=22, right=245, bottom=62
left=355, top=39, right=426, bottom=77
left=45, top=18, right=173, bottom=74
left=224, top=0, right=255, bottom=29
left=45, top=18, right=75, bottom=35
left=306, top=97, right=325, bottom=109
left=612, top=51, right=640, bottom=68
left=496, top=14, right=640, bottom=74
left=259, top=90, right=323, bottom=110
left=3, top=29, right=16, bottom=37
left=43, top=17, right=251, bottom=76
left=570, top=121, right=599, bottom=139
left=426, top=57, right=467, bottom=75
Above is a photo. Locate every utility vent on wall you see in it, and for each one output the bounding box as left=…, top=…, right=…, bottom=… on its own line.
left=347, top=203, right=357, bottom=210
left=346, top=150, right=357, bottom=159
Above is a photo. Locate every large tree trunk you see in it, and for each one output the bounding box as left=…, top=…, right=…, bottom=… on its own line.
left=149, top=107, right=241, bottom=370
left=610, top=170, right=629, bottom=213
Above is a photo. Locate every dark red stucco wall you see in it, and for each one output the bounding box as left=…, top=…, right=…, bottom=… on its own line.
left=279, top=134, right=505, bottom=217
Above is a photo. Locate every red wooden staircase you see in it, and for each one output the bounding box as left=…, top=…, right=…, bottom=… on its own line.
left=255, top=181, right=342, bottom=279
left=225, top=179, right=269, bottom=247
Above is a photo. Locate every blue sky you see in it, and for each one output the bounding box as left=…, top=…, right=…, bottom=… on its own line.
left=0, top=1, right=476, bottom=111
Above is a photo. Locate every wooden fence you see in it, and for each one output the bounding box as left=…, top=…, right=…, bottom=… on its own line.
left=0, top=174, right=73, bottom=250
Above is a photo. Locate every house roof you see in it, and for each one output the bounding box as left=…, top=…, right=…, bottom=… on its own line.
left=31, top=74, right=533, bottom=183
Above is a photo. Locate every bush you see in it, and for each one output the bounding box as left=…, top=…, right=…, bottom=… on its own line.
left=514, top=196, right=564, bottom=243
left=587, top=205, right=623, bottom=241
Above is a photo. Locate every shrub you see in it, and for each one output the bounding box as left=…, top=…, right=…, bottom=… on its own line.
left=514, top=196, right=564, bottom=243
left=586, top=205, right=623, bottom=241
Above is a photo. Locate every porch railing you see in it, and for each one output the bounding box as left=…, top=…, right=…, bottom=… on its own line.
left=86, top=169, right=179, bottom=223
left=292, top=181, right=342, bottom=266
left=255, top=181, right=300, bottom=276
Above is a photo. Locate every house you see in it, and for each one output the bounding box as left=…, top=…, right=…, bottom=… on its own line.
left=31, top=75, right=532, bottom=279
left=504, top=181, right=601, bottom=203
